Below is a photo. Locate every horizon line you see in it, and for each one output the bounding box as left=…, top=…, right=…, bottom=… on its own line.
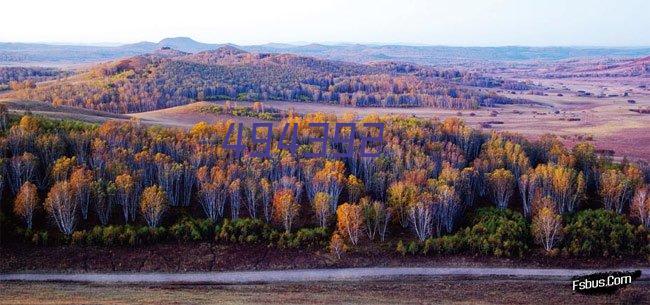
left=2, top=38, right=650, bottom=49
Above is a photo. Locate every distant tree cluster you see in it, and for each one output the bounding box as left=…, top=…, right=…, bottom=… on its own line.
left=9, top=48, right=527, bottom=113
left=0, top=67, right=68, bottom=91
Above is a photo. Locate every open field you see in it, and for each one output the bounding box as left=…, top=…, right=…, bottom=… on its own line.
left=0, top=277, right=647, bottom=305
left=127, top=101, right=269, bottom=127
left=139, top=92, right=650, bottom=161
left=0, top=100, right=263, bottom=128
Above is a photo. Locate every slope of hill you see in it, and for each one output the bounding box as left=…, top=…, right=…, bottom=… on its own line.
left=0, top=99, right=128, bottom=123
left=7, top=47, right=525, bottom=113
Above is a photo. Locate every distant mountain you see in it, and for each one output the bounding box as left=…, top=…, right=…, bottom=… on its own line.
left=246, top=44, right=650, bottom=65
left=1, top=37, right=650, bottom=66
left=0, top=37, right=222, bottom=65
left=123, top=37, right=226, bottom=53
left=0, top=42, right=142, bottom=65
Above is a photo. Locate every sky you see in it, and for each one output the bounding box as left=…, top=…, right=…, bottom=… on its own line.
left=2, top=0, right=648, bottom=47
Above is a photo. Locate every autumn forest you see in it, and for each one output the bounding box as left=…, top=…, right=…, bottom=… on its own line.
left=0, top=104, right=648, bottom=259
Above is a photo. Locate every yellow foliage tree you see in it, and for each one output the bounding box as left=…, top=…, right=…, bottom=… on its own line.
left=312, top=192, right=332, bottom=228
left=140, top=185, right=168, bottom=228
left=346, top=174, right=364, bottom=203
left=387, top=181, right=417, bottom=227
left=336, top=203, right=364, bottom=245
left=487, top=168, right=515, bottom=209
left=531, top=198, right=562, bottom=252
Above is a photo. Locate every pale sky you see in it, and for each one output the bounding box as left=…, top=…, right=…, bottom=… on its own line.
left=2, top=0, right=648, bottom=46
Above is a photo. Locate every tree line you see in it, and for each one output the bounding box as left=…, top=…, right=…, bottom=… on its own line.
left=0, top=67, right=68, bottom=91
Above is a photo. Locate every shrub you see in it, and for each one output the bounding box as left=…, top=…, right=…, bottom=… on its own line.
left=215, top=218, right=329, bottom=249
left=400, top=208, right=529, bottom=257
left=396, top=240, right=407, bottom=256
left=13, top=227, right=50, bottom=245
left=406, top=240, right=419, bottom=255
left=216, top=218, right=275, bottom=244
left=563, top=209, right=638, bottom=257
left=278, top=227, right=329, bottom=249
left=32, top=231, right=49, bottom=246
left=462, top=207, right=530, bottom=257
left=71, top=231, right=86, bottom=245
left=170, top=218, right=215, bottom=242
left=80, top=225, right=167, bottom=246
left=634, top=226, right=650, bottom=256
left=330, top=233, right=347, bottom=259
left=422, top=234, right=465, bottom=255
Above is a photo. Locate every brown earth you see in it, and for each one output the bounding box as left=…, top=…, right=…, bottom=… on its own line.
left=1, top=242, right=648, bottom=273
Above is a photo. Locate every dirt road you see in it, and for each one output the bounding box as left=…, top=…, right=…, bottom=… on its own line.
left=1, top=267, right=648, bottom=283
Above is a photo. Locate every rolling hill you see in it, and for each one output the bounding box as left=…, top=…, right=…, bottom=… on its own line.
left=536, top=56, right=650, bottom=78
left=7, top=46, right=525, bottom=113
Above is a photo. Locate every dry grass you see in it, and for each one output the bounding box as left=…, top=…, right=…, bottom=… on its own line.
left=0, top=277, right=647, bottom=305
left=0, top=99, right=129, bottom=124
left=127, top=101, right=266, bottom=128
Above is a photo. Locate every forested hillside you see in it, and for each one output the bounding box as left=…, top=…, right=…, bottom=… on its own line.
left=8, top=47, right=527, bottom=113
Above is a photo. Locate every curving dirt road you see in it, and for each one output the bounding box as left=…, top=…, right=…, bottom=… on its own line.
left=1, top=267, right=648, bottom=283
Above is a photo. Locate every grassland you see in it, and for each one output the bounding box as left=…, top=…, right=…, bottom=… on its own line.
left=0, top=277, right=647, bottom=305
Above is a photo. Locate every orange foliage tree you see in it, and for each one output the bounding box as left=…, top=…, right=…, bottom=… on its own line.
left=272, top=188, right=300, bottom=233
left=336, top=203, right=364, bottom=245
left=13, top=181, right=38, bottom=229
